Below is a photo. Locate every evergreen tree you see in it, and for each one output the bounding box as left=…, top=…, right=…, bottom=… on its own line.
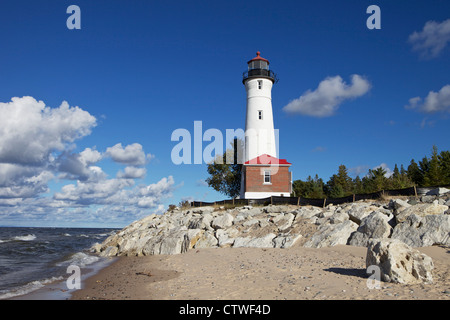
left=352, top=176, right=365, bottom=194
left=390, top=163, right=413, bottom=189
left=439, top=150, right=450, bottom=184
left=326, top=164, right=353, bottom=197
left=364, top=167, right=388, bottom=192
left=407, top=159, right=422, bottom=185
left=423, top=145, right=441, bottom=186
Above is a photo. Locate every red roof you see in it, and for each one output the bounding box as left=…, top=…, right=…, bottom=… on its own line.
left=247, top=51, right=269, bottom=64
left=244, top=154, right=291, bottom=165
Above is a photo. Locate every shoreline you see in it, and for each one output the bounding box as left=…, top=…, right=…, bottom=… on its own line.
left=70, top=245, right=450, bottom=300
left=7, top=256, right=116, bottom=300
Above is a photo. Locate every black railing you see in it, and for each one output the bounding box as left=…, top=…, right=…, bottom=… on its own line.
left=243, top=69, right=278, bottom=83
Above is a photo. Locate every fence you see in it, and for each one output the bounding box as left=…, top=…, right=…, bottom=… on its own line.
left=190, top=184, right=450, bottom=209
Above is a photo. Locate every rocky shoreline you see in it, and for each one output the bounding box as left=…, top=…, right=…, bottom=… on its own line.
left=92, top=189, right=450, bottom=285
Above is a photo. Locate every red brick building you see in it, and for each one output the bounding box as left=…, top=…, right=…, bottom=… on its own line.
left=242, top=154, right=292, bottom=198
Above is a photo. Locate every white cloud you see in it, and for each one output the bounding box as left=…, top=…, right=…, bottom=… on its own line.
left=0, top=96, right=96, bottom=165
left=282, top=75, right=371, bottom=117
left=0, top=96, right=174, bottom=227
left=405, top=84, right=450, bottom=114
left=105, top=143, right=153, bottom=166
left=409, top=19, right=450, bottom=58
left=79, top=148, right=102, bottom=165
left=348, top=165, right=369, bottom=177
left=372, top=163, right=393, bottom=178
left=117, top=166, right=147, bottom=179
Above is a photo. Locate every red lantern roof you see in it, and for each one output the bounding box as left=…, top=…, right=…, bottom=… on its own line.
left=244, top=154, right=291, bottom=166
left=247, top=51, right=269, bottom=64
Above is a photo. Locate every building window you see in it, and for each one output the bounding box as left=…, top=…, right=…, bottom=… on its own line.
left=264, top=170, right=271, bottom=184
left=257, top=80, right=262, bottom=89
left=258, top=110, right=263, bottom=120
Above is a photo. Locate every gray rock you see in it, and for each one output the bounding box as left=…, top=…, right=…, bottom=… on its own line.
left=348, top=211, right=392, bottom=247
left=328, top=211, right=349, bottom=224
left=304, top=220, right=358, bottom=248
left=158, top=230, right=188, bottom=255
left=194, top=231, right=218, bottom=248
left=391, top=214, right=450, bottom=247
left=215, top=229, right=235, bottom=247
left=99, top=246, right=118, bottom=257
left=394, top=203, right=448, bottom=223
left=366, top=239, right=434, bottom=284
left=273, top=234, right=302, bottom=248
left=192, top=206, right=215, bottom=214
left=388, top=199, right=411, bottom=212
left=426, top=187, right=450, bottom=196
left=345, top=203, right=379, bottom=225
left=263, top=205, right=290, bottom=214
left=272, top=213, right=295, bottom=231
left=211, top=213, right=234, bottom=230
left=233, top=233, right=276, bottom=248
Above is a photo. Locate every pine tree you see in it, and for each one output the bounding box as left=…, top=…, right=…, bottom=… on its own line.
left=407, top=159, right=422, bottom=185
left=438, top=150, right=450, bottom=184
left=423, top=145, right=441, bottom=186
left=326, top=164, right=353, bottom=197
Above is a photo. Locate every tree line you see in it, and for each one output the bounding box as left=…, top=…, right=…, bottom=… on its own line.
left=293, top=145, right=450, bottom=199
left=205, top=143, right=450, bottom=199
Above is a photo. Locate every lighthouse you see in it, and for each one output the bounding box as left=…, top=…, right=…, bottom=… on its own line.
left=240, top=52, right=292, bottom=199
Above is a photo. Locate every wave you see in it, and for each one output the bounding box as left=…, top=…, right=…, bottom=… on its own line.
left=12, top=234, right=36, bottom=241
left=56, top=252, right=99, bottom=268
left=0, top=276, right=63, bottom=300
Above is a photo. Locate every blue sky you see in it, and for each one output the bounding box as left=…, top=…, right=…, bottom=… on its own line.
left=0, top=0, right=449, bottom=227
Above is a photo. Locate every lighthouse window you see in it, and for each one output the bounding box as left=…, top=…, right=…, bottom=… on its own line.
left=264, top=170, right=271, bottom=184
left=258, top=110, right=263, bottom=120
left=257, top=80, right=262, bottom=89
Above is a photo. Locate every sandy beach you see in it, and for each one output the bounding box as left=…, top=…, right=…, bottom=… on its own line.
left=71, top=244, right=450, bottom=300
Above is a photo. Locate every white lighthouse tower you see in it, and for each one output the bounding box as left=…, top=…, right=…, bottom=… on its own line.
left=243, top=51, right=278, bottom=162
left=240, top=52, right=292, bottom=199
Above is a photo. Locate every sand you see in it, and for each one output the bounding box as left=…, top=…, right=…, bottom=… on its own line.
left=70, top=244, right=450, bottom=300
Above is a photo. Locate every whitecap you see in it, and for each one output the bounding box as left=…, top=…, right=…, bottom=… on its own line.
left=57, top=252, right=99, bottom=268
left=12, top=234, right=36, bottom=241
left=0, top=276, right=63, bottom=300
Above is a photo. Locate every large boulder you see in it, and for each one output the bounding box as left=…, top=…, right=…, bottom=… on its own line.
left=391, top=214, right=450, bottom=247
left=211, top=213, right=234, bottom=230
left=348, top=211, right=392, bottom=247
left=272, top=213, right=295, bottom=231
left=304, top=220, right=358, bottom=248
left=344, top=203, right=379, bottom=225
left=394, top=202, right=448, bottom=223
left=233, top=233, right=277, bottom=248
left=426, top=187, right=450, bottom=196
left=273, top=233, right=302, bottom=248
left=366, top=239, right=434, bottom=284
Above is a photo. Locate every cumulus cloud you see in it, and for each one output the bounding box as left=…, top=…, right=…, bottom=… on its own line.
left=105, top=143, right=153, bottom=166
left=117, top=166, right=147, bottom=179
left=282, top=75, right=371, bottom=117
left=405, top=84, right=450, bottom=114
left=0, top=96, right=174, bottom=227
left=409, top=19, right=450, bottom=58
left=0, top=96, right=96, bottom=165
